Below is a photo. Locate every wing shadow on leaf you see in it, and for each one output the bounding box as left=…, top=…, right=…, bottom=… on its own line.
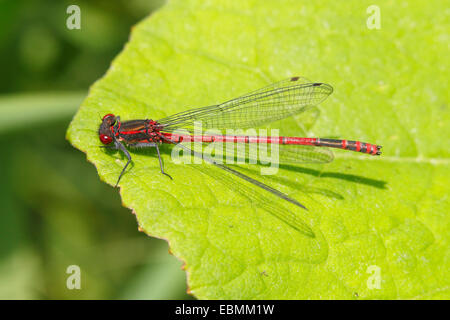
left=226, top=163, right=345, bottom=200
left=191, top=164, right=317, bottom=238
left=101, top=136, right=386, bottom=196
left=117, top=144, right=315, bottom=237
left=277, top=164, right=387, bottom=190
left=99, top=140, right=385, bottom=239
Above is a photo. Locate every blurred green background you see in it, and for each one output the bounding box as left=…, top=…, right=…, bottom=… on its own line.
left=0, top=0, right=192, bottom=299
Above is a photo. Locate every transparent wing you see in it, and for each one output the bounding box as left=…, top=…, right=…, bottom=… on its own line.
left=234, top=141, right=334, bottom=164
left=173, top=139, right=334, bottom=164
left=160, top=133, right=315, bottom=237
left=158, top=77, right=333, bottom=132
left=192, top=164, right=315, bottom=237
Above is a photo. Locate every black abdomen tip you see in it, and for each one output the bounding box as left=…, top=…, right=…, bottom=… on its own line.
left=376, top=145, right=382, bottom=155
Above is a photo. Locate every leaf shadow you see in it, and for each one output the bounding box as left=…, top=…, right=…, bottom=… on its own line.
left=231, top=163, right=387, bottom=209
left=112, top=144, right=318, bottom=237
left=102, top=143, right=387, bottom=239
left=279, top=163, right=388, bottom=190
left=102, top=139, right=387, bottom=201
left=191, top=163, right=317, bottom=238
left=229, top=164, right=344, bottom=201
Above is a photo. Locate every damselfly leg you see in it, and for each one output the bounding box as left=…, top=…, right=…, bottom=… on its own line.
left=100, top=140, right=132, bottom=187
left=128, top=142, right=173, bottom=180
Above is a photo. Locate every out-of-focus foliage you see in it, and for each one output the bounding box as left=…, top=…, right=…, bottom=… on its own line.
left=68, top=0, right=449, bottom=299
left=0, top=0, right=190, bottom=299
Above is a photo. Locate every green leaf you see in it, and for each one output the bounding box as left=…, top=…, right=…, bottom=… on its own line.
left=67, top=0, right=449, bottom=299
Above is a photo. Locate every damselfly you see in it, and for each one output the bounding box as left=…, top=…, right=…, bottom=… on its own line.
left=98, top=76, right=381, bottom=211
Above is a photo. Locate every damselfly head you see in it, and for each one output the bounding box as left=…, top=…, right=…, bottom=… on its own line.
left=98, top=113, right=116, bottom=144
left=102, top=113, right=116, bottom=122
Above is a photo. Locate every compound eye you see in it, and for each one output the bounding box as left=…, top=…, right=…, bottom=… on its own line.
left=102, top=113, right=115, bottom=121
left=99, top=134, right=113, bottom=144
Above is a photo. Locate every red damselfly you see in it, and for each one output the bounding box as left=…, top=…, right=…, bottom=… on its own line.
left=98, top=76, right=381, bottom=212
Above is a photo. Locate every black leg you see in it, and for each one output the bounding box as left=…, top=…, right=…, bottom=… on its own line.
left=101, top=140, right=172, bottom=186
left=128, top=142, right=173, bottom=180
left=155, top=144, right=173, bottom=180
left=99, top=141, right=132, bottom=187
left=115, top=140, right=132, bottom=187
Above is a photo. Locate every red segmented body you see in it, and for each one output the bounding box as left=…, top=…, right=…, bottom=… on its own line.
left=107, top=120, right=382, bottom=156
left=160, top=133, right=380, bottom=155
